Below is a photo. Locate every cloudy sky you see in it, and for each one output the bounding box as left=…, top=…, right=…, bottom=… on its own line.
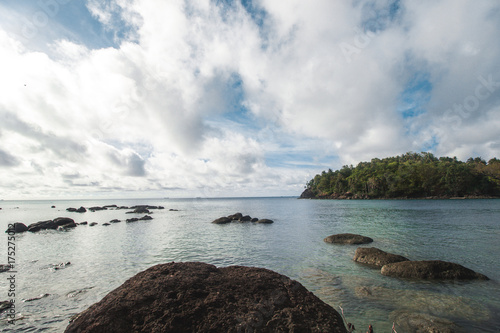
left=0, top=0, right=499, bottom=199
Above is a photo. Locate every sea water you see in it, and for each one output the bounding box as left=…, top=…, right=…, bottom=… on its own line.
left=0, top=198, right=499, bottom=332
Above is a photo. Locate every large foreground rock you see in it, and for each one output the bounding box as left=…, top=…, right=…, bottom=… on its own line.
left=65, top=262, right=347, bottom=333
left=381, top=260, right=489, bottom=280
left=354, top=247, right=409, bottom=267
left=324, top=233, right=373, bottom=245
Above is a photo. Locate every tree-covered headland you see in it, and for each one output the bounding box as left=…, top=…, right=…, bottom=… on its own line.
left=301, top=152, right=500, bottom=199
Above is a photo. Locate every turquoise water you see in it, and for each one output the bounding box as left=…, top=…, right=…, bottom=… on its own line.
left=0, top=198, right=499, bottom=332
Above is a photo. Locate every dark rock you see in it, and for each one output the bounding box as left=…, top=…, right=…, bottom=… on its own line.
left=256, top=219, right=274, bottom=224
left=0, top=265, right=11, bottom=273
left=5, top=222, right=28, bottom=233
left=381, top=260, right=489, bottom=280
left=102, top=223, right=111, bottom=226
left=109, top=219, right=121, bottom=223
left=239, top=215, right=252, bottom=222
left=79, top=221, right=88, bottom=225
left=64, top=262, right=347, bottom=333
left=53, top=217, right=76, bottom=227
left=354, top=247, right=409, bottom=267
left=251, top=217, right=259, bottom=222
left=324, top=233, right=373, bottom=245
left=76, top=206, right=87, bottom=213
left=228, top=212, right=243, bottom=220
left=66, top=208, right=77, bottom=212
left=126, top=218, right=139, bottom=223
left=169, top=208, right=179, bottom=211
left=0, top=301, right=12, bottom=313
left=158, top=206, right=165, bottom=209
left=28, top=220, right=57, bottom=232
left=212, top=217, right=232, bottom=224
left=89, top=222, right=98, bottom=227
left=103, top=205, right=117, bottom=209
left=89, top=206, right=107, bottom=212
left=117, top=206, right=129, bottom=210
left=126, top=207, right=151, bottom=214
left=299, top=188, right=315, bottom=199
left=139, top=215, right=153, bottom=221
left=51, top=205, right=56, bottom=208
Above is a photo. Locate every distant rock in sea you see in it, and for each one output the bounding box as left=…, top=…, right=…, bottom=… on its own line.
left=65, top=262, right=347, bottom=333
left=212, top=213, right=274, bottom=224
left=324, top=233, right=373, bottom=245
left=5, top=222, right=28, bottom=233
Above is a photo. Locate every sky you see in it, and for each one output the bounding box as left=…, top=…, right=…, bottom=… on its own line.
left=0, top=0, right=499, bottom=200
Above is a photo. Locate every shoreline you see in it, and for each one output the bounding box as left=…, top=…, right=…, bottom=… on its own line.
left=299, top=194, right=500, bottom=200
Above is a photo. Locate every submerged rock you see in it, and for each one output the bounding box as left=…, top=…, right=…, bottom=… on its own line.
left=324, top=233, right=373, bottom=245
left=256, top=219, right=274, bottom=224
left=0, top=265, right=11, bottom=273
left=354, top=247, right=409, bottom=267
left=109, top=219, right=121, bottom=223
left=389, top=310, right=459, bottom=333
left=381, top=260, right=489, bottom=280
left=65, top=262, right=347, bottom=333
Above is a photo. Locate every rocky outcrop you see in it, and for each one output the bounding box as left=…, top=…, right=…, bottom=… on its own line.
left=65, top=262, right=347, bottom=333
left=381, top=260, right=489, bottom=280
left=126, top=215, right=153, bottom=223
left=212, top=213, right=273, bottom=224
left=5, top=222, right=28, bottom=233
left=299, top=188, right=315, bottom=199
left=67, top=207, right=86, bottom=213
left=89, top=206, right=107, bottom=212
left=354, top=247, right=409, bottom=267
left=324, top=233, right=373, bottom=245
left=27, top=218, right=76, bottom=232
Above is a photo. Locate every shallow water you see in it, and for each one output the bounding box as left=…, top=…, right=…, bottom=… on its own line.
left=0, top=197, right=499, bottom=332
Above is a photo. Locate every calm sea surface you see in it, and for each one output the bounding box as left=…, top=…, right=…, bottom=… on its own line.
left=0, top=197, right=499, bottom=332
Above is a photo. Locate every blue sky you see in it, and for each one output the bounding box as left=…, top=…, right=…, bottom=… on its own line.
left=0, top=0, right=499, bottom=199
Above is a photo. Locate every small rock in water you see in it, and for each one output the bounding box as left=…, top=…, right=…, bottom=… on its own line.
left=324, top=233, right=373, bottom=245
left=89, top=222, right=98, bottom=226
left=23, top=293, right=51, bottom=302
left=0, top=301, right=12, bottom=313
left=0, top=264, right=12, bottom=273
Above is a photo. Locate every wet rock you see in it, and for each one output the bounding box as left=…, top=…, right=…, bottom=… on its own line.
left=109, top=219, right=121, bottom=223
left=76, top=206, right=87, bottom=213
left=251, top=217, right=259, bottom=222
left=126, top=207, right=150, bottom=214
left=27, top=220, right=57, bottom=232
left=54, top=217, right=77, bottom=229
left=89, top=206, right=107, bottom=212
left=169, top=208, right=178, bottom=211
left=239, top=215, right=252, bottom=222
left=64, top=262, right=347, bottom=333
left=51, top=205, right=56, bottom=208
left=5, top=222, right=28, bottom=233
left=102, top=223, right=110, bottom=226
left=139, top=215, right=153, bottom=221
left=324, top=233, right=373, bottom=245
left=89, top=222, right=98, bottom=227
left=66, top=207, right=77, bottom=212
left=353, top=247, right=409, bottom=267
left=381, top=260, right=489, bottom=280
left=0, top=301, right=12, bottom=313
left=256, top=219, right=274, bottom=224
left=79, top=221, right=88, bottom=225
left=0, top=264, right=11, bottom=273
left=212, top=217, right=232, bottom=224
left=126, top=218, right=139, bottom=223
left=103, top=205, right=117, bottom=209
left=228, top=212, right=243, bottom=220
left=23, top=293, right=51, bottom=302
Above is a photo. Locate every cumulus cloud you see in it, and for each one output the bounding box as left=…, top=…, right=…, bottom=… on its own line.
left=0, top=0, right=499, bottom=199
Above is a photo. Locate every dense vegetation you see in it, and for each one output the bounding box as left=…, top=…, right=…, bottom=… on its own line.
left=303, top=152, right=500, bottom=199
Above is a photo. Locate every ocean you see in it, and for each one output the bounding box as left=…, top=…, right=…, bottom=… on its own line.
left=0, top=197, right=499, bottom=332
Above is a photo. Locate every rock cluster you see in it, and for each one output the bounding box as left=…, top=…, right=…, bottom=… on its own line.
left=7, top=217, right=77, bottom=233
left=65, top=262, right=347, bottom=333
left=212, top=212, right=273, bottom=224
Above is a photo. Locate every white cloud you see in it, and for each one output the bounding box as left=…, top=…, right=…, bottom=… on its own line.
left=0, top=0, right=499, bottom=199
